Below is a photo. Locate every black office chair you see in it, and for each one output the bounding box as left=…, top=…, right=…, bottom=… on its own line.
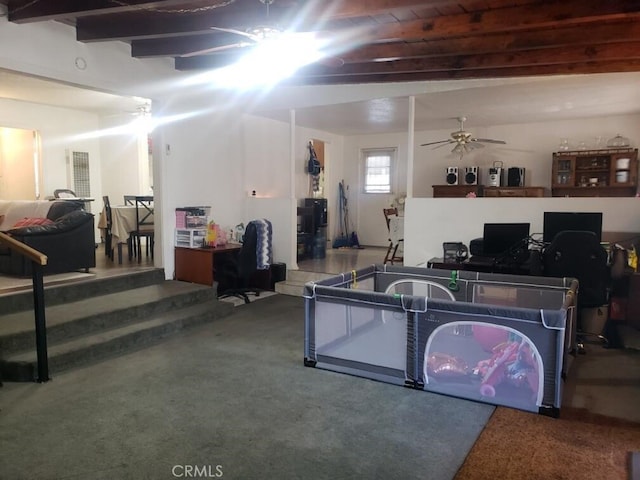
left=217, top=221, right=262, bottom=304
left=542, top=230, right=610, bottom=353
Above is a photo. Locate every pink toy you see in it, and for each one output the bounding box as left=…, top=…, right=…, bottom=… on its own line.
left=474, top=340, right=539, bottom=399
left=472, top=324, right=510, bottom=352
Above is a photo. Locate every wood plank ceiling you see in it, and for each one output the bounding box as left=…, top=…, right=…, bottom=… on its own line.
left=3, top=0, right=640, bottom=86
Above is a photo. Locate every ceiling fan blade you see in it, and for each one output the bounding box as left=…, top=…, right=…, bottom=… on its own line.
left=420, top=139, right=453, bottom=147
left=473, top=138, right=507, bottom=144
left=210, top=26, right=262, bottom=42
left=180, top=42, right=254, bottom=57
left=466, top=142, right=485, bottom=150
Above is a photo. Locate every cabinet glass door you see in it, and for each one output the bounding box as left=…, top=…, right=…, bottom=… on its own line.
left=553, top=157, right=574, bottom=186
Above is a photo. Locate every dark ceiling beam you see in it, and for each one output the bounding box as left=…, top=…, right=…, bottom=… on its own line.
left=297, top=41, right=640, bottom=76
left=74, top=0, right=640, bottom=44
left=8, top=0, right=483, bottom=24
left=339, top=20, right=640, bottom=63
left=175, top=54, right=243, bottom=70
left=365, top=0, right=640, bottom=42
left=7, top=0, right=202, bottom=23
left=76, top=4, right=294, bottom=41
left=283, top=59, right=640, bottom=85
left=131, top=33, right=244, bottom=57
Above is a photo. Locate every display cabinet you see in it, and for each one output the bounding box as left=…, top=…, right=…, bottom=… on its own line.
left=551, top=148, right=638, bottom=197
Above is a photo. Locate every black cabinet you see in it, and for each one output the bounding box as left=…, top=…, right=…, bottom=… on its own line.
left=303, top=198, right=328, bottom=234
left=297, top=198, right=328, bottom=261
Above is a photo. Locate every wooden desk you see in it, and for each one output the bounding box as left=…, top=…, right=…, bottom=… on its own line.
left=175, top=244, right=241, bottom=286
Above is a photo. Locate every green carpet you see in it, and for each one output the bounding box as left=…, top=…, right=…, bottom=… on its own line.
left=0, top=295, right=493, bottom=480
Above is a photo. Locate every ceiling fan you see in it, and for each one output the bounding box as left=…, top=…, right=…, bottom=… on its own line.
left=420, top=116, right=506, bottom=157
left=180, top=0, right=336, bottom=60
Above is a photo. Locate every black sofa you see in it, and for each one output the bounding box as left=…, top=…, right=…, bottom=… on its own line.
left=0, top=201, right=96, bottom=276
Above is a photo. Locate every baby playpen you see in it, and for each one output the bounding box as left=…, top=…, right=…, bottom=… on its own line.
left=304, top=265, right=577, bottom=415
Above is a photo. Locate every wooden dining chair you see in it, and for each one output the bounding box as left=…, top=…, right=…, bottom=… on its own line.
left=383, top=207, right=404, bottom=265
left=102, top=196, right=114, bottom=261
left=103, top=195, right=127, bottom=264
left=128, top=196, right=154, bottom=263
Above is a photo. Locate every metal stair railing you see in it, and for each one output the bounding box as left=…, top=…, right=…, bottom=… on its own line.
left=0, top=232, right=50, bottom=383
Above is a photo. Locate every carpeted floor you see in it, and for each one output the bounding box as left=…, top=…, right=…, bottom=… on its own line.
left=455, top=406, right=640, bottom=480
left=0, top=295, right=494, bottom=480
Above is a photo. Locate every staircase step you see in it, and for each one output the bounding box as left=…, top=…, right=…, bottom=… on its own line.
left=275, top=281, right=305, bottom=297
left=0, top=281, right=223, bottom=356
left=286, top=269, right=334, bottom=284
left=2, top=300, right=227, bottom=381
left=0, top=268, right=165, bottom=315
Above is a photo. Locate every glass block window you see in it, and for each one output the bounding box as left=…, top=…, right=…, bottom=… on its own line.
left=72, top=151, right=90, bottom=198
left=363, top=148, right=395, bottom=193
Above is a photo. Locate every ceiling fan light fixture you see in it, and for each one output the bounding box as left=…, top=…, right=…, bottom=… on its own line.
left=248, top=25, right=282, bottom=40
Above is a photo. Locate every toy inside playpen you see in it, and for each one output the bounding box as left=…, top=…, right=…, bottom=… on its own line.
left=304, top=265, right=577, bottom=415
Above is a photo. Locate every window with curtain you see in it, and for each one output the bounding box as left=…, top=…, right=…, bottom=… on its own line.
left=363, top=148, right=395, bottom=193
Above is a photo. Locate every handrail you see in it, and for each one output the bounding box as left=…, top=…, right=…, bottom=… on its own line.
left=0, top=231, right=50, bottom=383
left=0, top=232, right=47, bottom=266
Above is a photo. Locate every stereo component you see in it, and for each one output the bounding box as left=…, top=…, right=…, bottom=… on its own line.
left=507, top=167, right=526, bottom=187
left=446, top=167, right=459, bottom=185
left=487, top=167, right=502, bottom=187
left=464, top=166, right=479, bottom=185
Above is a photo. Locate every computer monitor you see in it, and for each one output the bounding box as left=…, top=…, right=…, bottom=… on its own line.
left=543, top=212, right=603, bottom=244
left=482, top=223, right=531, bottom=257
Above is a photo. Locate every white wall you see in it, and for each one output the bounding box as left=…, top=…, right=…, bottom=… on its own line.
left=99, top=114, right=148, bottom=206
left=404, top=197, right=640, bottom=267
left=343, top=133, right=409, bottom=247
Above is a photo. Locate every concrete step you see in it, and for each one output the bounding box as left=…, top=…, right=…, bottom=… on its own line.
left=0, top=278, right=234, bottom=381
left=3, top=300, right=226, bottom=380
left=275, top=270, right=335, bottom=297
left=275, top=280, right=306, bottom=297
left=286, top=269, right=334, bottom=284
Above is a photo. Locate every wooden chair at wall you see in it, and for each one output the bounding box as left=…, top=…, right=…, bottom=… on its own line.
left=383, top=207, right=404, bottom=265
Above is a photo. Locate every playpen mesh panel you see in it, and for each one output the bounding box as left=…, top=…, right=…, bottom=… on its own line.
left=314, top=299, right=407, bottom=374
left=472, top=284, right=566, bottom=309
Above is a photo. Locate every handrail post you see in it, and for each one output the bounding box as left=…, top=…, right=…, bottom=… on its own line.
left=32, top=264, right=50, bottom=383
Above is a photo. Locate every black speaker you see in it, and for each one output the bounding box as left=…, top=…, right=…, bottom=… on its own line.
left=270, top=262, right=287, bottom=290
left=507, top=167, right=525, bottom=187
left=446, top=167, right=458, bottom=185
left=464, top=166, right=478, bottom=185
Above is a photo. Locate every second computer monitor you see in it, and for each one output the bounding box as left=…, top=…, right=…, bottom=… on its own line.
left=482, top=223, right=531, bottom=257
left=543, top=212, right=603, bottom=244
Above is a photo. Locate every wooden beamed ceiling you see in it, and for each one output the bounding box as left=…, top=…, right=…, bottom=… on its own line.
left=4, top=0, right=640, bottom=85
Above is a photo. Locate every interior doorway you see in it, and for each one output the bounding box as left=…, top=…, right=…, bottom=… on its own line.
left=0, top=127, right=42, bottom=200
